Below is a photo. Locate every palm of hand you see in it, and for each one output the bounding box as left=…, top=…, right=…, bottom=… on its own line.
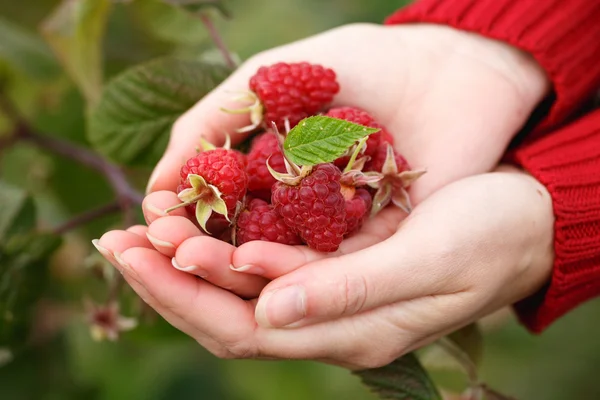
left=95, top=23, right=552, bottom=369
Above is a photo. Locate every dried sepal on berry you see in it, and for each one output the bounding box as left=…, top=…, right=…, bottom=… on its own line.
left=166, top=174, right=230, bottom=232
left=370, top=144, right=426, bottom=215
left=220, top=91, right=264, bottom=133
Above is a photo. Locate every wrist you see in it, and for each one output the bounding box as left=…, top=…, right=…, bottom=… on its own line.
left=402, top=24, right=551, bottom=114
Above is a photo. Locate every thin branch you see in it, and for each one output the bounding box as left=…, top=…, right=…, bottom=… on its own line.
left=199, top=13, right=236, bottom=69
left=53, top=202, right=121, bottom=235
left=0, top=89, right=143, bottom=228
left=437, top=337, right=483, bottom=400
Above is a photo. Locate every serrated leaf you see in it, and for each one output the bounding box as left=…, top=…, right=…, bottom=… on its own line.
left=0, top=17, right=60, bottom=81
left=0, top=182, right=36, bottom=245
left=0, top=233, right=62, bottom=349
left=132, top=0, right=209, bottom=44
left=40, top=0, right=112, bottom=106
left=87, top=57, right=230, bottom=166
left=163, top=0, right=231, bottom=18
left=354, top=352, right=442, bottom=400
left=283, top=116, right=379, bottom=166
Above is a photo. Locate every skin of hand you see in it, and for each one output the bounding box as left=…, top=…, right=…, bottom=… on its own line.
left=93, top=23, right=555, bottom=369
left=95, top=165, right=555, bottom=370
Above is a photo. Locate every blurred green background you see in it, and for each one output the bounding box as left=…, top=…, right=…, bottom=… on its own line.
left=0, top=1, right=599, bottom=399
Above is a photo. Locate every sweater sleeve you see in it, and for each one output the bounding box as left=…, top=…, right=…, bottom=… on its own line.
left=385, top=0, right=600, bottom=333
left=384, top=0, right=600, bottom=135
left=509, top=109, right=600, bottom=333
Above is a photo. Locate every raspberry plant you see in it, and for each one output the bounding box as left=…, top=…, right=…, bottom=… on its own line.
left=0, top=1, right=516, bottom=399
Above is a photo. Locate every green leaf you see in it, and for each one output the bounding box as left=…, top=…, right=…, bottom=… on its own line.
left=0, top=182, right=36, bottom=245
left=87, top=57, right=231, bottom=166
left=40, top=0, right=112, bottom=106
left=0, top=232, right=62, bottom=350
left=132, top=0, right=209, bottom=44
left=283, top=116, right=380, bottom=166
left=0, top=17, right=60, bottom=81
left=163, top=0, right=231, bottom=19
left=354, top=352, right=442, bottom=400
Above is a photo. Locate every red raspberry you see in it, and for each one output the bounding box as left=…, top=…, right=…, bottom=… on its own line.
left=176, top=148, right=248, bottom=230
left=344, top=188, right=373, bottom=236
left=246, top=132, right=286, bottom=201
left=365, top=143, right=410, bottom=173
left=326, top=107, right=393, bottom=168
left=236, top=199, right=302, bottom=245
left=250, top=62, right=340, bottom=130
left=272, top=163, right=347, bottom=252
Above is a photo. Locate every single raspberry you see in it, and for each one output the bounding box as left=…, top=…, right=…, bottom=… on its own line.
left=326, top=107, right=393, bottom=168
left=365, top=143, right=410, bottom=173
left=224, top=62, right=340, bottom=132
left=236, top=198, right=302, bottom=245
left=272, top=163, right=347, bottom=252
left=344, top=188, right=373, bottom=236
left=246, top=131, right=286, bottom=201
left=170, top=148, right=248, bottom=232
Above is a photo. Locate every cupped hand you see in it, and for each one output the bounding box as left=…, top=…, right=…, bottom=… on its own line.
left=145, top=22, right=549, bottom=203
left=96, top=166, right=554, bottom=369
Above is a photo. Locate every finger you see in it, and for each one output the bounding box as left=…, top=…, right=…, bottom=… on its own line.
left=174, top=235, right=269, bottom=298
left=126, top=225, right=149, bottom=237
left=107, top=247, right=207, bottom=342
left=146, top=215, right=203, bottom=257
left=142, top=191, right=189, bottom=225
left=117, top=246, right=259, bottom=352
left=251, top=220, right=467, bottom=329
left=231, top=207, right=404, bottom=279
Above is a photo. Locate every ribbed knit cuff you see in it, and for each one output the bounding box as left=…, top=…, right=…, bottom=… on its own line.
left=509, top=109, right=600, bottom=333
left=385, top=0, right=600, bottom=133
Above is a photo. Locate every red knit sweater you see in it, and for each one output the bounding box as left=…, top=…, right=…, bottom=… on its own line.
left=386, top=0, right=600, bottom=333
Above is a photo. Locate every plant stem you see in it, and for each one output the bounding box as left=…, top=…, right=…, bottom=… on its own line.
left=54, top=202, right=121, bottom=235
left=199, top=13, right=236, bottom=69
left=437, top=337, right=483, bottom=400
left=0, top=89, right=143, bottom=226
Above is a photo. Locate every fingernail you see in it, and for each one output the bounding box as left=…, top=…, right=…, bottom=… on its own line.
left=229, top=264, right=265, bottom=275
left=255, top=285, right=306, bottom=328
left=171, top=257, right=208, bottom=278
left=146, top=169, right=160, bottom=194
left=113, top=252, right=131, bottom=273
left=146, top=203, right=168, bottom=218
left=91, top=239, right=116, bottom=263
left=146, top=232, right=176, bottom=251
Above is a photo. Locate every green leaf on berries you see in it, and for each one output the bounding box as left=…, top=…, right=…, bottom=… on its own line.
left=283, top=116, right=379, bottom=166
left=87, top=57, right=231, bottom=166
left=0, top=233, right=62, bottom=350
left=0, top=182, right=36, bottom=244
left=40, top=0, right=112, bottom=106
left=448, top=323, right=483, bottom=367
left=163, top=0, right=231, bottom=19
left=353, top=352, right=442, bottom=400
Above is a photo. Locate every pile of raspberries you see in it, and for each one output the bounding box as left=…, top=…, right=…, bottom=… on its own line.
left=166, top=62, right=424, bottom=253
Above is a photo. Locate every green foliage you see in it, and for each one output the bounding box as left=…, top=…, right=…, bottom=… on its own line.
left=163, top=0, right=231, bottom=19
left=88, top=57, right=230, bottom=166
left=40, top=0, right=112, bottom=106
left=0, top=17, right=59, bottom=80
left=355, top=353, right=442, bottom=400
left=283, top=116, right=379, bottom=166
left=0, top=182, right=61, bottom=351
left=132, top=0, right=209, bottom=44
